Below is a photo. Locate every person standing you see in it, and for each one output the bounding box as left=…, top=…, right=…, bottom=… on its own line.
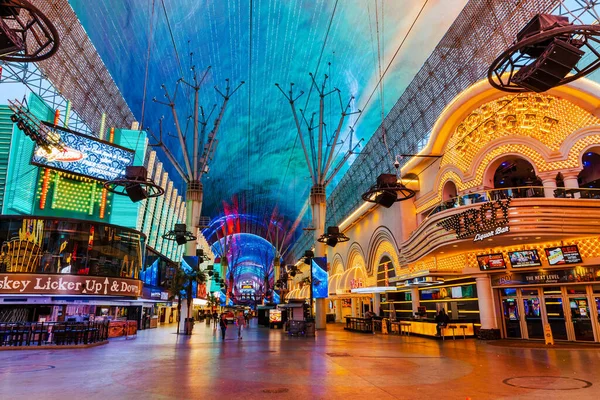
left=213, top=311, right=219, bottom=330
left=236, top=311, right=246, bottom=340
left=219, top=313, right=228, bottom=340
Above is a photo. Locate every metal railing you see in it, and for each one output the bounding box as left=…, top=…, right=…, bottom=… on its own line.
left=425, top=186, right=600, bottom=219
left=0, top=321, right=109, bottom=347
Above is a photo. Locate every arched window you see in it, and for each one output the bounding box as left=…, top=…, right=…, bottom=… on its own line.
left=493, top=157, right=542, bottom=198
left=376, top=256, right=395, bottom=287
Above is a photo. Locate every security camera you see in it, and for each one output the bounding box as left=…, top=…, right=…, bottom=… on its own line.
left=394, top=160, right=400, bottom=169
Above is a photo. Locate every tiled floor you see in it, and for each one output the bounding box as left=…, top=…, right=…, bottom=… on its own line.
left=1, top=321, right=599, bottom=399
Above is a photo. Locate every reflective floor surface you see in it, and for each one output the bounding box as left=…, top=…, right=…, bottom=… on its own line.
left=1, top=321, right=599, bottom=399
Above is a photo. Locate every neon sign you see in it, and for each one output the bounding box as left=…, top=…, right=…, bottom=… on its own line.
left=438, top=199, right=511, bottom=240
left=31, top=123, right=134, bottom=182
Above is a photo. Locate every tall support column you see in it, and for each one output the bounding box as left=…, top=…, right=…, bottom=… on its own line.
left=373, top=294, right=381, bottom=316
left=335, top=299, right=343, bottom=322
left=476, top=275, right=497, bottom=330
left=411, top=287, right=420, bottom=317
left=351, top=298, right=357, bottom=317
left=185, top=181, right=203, bottom=256
left=182, top=181, right=203, bottom=323
left=311, top=185, right=327, bottom=330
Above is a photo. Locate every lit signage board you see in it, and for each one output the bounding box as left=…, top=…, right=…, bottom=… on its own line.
left=545, top=245, right=583, bottom=265
left=0, top=273, right=142, bottom=297
left=31, top=123, right=135, bottom=181
left=438, top=199, right=511, bottom=240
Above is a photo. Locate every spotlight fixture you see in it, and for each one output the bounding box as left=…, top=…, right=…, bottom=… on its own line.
left=8, top=100, right=65, bottom=152
left=104, top=166, right=165, bottom=202
left=488, top=13, right=600, bottom=93
left=362, top=173, right=415, bottom=207
left=0, top=0, right=60, bottom=62
left=162, top=223, right=196, bottom=246
left=317, top=226, right=349, bottom=247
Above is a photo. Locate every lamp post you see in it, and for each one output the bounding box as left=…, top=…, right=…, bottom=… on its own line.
left=277, top=73, right=361, bottom=330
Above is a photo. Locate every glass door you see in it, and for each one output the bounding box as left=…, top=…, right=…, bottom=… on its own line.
left=568, top=296, right=595, bottom=341
left=502, top=297, right=521, bottom=338
left=522, top=290, right=544, bottom=339
left=543, top=287, right=568, bottom=341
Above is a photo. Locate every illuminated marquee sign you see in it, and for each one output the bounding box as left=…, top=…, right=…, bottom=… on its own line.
left=31, top=123, right=135, bottom=182
left=438, top=199, right=511, bottom=240
left=0, top=273, right=142, bottom=297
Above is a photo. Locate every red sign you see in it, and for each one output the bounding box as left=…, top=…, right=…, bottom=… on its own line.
left=0, top=273, right=142, bottom=297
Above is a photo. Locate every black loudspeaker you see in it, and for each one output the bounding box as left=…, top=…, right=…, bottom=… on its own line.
left=176, top=235, right=187, bottom=245
left=326, top=226, right=340, bottom=235
left=375, top=190, right=397, bottom=208
left=174, top=224, right=186, bottom=234
left=0, top=18, right=24, bottom=57
left=326, top=237, right=338, bottom=247
left=513, top=38, right=584, bottom=92
left=517, top=14, right=570, bottom=57
left=125, top=183, right=148, bottom=202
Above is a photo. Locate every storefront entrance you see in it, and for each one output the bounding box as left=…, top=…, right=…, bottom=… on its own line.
left=500, top=285, right=600, bottom=342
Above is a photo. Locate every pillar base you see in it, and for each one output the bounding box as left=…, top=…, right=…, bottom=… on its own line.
left=477, top=328, right=501, bottom=340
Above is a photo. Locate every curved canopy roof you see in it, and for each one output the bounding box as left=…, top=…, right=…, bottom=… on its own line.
left=68, top=0, right=468, bottom=223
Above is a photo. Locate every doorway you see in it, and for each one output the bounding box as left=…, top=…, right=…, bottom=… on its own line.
left=500, top=285, right=600, bottom=342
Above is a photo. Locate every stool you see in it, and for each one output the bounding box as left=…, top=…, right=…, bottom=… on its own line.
left=447, top=325, right=457, bottom=340
left=400, top=322, right=411, bottom=336
left=459, top=325, right=468, bottom=339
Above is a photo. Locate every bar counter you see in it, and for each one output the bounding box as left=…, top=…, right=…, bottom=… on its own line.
left=403, top=320, right=475, bottom=338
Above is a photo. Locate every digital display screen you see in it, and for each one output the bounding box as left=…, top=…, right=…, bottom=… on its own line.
left=31, top=123, right=135, bottom=181
left=311, top=257, right=328, bottom=299
left=477, top=253, right=507, bottom=271
left=545, top=245, right=583, bottom=265
left=508, top=249, right=542, bottom=268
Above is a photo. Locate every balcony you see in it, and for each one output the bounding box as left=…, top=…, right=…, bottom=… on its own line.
left=402, top=187, right=600, bottom=265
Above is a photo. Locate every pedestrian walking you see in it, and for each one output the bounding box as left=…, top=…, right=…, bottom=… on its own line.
left=236, top=311, right=246, bottom=339
left=219, top=313, right=228, bottom=340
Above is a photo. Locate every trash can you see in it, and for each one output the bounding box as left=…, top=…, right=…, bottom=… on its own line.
left=305, top=321, right=315, bottom=337
left=184, top=318, right=195, bottom=334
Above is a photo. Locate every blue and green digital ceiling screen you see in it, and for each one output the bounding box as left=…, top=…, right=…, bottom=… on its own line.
left=68, top=0, right=466, bottom=223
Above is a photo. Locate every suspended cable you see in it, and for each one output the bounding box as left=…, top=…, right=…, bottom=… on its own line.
left=140, top=0, right=156, bottom=131
left=247, top=0, right=254, bottom=223
left=277, top=0, right=339, bottom=211
left=351, top=0, right=429, bottom=133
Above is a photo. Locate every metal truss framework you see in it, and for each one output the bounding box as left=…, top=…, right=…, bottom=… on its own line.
left=291, top=0, right=598, bottom=261
left=17, top=0, right=135, bottom=135
left=0, top=61, right=92, bottom=135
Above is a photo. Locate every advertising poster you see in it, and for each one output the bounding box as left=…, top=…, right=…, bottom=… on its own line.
left=477, top=253, right=507, bottom=271
left=269, top=309, right=282, bottom=323
left=508, top=249, right=542, bottom=268
left=545, top=245, right=583, bottom=265
left=31, top=124, right=135, bottom=181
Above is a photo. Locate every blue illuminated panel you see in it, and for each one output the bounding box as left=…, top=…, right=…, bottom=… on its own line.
left=31, top=124, right=135, bottom=182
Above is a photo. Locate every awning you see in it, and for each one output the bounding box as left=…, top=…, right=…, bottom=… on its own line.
left=336, top=266, right=367, bottom=295
left=328, top=273, right=342, bottom=296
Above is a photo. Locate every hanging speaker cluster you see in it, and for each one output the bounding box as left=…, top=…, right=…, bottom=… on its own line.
left=104, top=166, right=165, bottom=203
left=0, top=0, right=60, bottom=62
left=488, top=13, right=600, bottom=93
left=162, top=223, right=196, bottom=246
left=317, top=226, right=349, bottom=247
left=361, top=173, right=416, bottom=207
